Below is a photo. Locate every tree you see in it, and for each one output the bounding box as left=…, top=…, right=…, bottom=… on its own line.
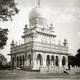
left=75, top=48, right=80, bottom=66
left=68, top=49, right=80, bottom=68
left=0, top=0, right=19, bottom=21
left=0, top=28, right=8, bottom=49
left=0, top=0, right=19, bottom=48
left=77, top=49, right=80, bottom=55
left=68, top=55, right=76, bottom=67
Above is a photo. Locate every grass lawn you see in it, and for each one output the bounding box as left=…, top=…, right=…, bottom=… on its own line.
left=0, top=70, right=80, bottom=80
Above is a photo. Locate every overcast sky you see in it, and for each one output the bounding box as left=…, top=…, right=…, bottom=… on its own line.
left=0, top=0, right=80, bottom=61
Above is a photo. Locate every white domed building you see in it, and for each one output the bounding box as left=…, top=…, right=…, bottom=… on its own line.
left=9, top=0, right=69, bottom=72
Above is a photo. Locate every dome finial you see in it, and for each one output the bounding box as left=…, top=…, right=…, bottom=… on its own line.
left=37, top=0, right=40, bottom=7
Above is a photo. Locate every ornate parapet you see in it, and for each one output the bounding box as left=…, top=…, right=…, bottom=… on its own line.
left=33, top=41, right=68, bottom=55
left=10, top=42, right=33, bottom=54
left=10, top=41, right=68, bottom=55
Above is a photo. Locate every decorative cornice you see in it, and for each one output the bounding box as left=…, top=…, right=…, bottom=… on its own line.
left=37, top=31, right=56, bottom=37
left=33, top=50, right=69, bottom=55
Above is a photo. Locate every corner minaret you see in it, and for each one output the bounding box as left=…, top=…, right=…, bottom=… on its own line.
left=63, top=39, right=68, bottom=47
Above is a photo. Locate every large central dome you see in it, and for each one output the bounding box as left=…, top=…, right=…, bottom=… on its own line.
left=29, top=6, right=48, bottom=20
left=29, top=5, right=49, bottom=28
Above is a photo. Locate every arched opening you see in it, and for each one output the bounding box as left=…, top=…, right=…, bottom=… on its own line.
left=17, top=56, right=19, bottom=66
left=12, top=57, right=15, bottom=67
left=46, top=55, right=50, bottom=66
left=20, top=56, right=22, bottom=66
left=23, top=55, right=25, bottom=66
left=51, top=55, right=54, bottom=66
left=28, top=54, right=31, bottom=66
left=55, top=56, right=59, bottom=67
left=62, top=56, right=66, bottom=66
left=37, top=54, right=42, bottom=66
left=18, top=56, right=20, bottom=66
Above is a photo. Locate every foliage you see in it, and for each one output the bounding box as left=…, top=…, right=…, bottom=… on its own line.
left=0, top=0, right=19, bottom=48
left=0, top=0, right=19, bottom=21
left=75, top=49, right=80, bottom=66
left=68, top=48, right=80, bottom=67
left=0, top=28, right=8, bottom=49
left=68, top=55, right=76, bottom=67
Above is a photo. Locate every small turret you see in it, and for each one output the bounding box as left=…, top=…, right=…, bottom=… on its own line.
left=63, top=39, right=68, bottom=47
left=10, top=40, right=15, bottom=48
left=24, top=24, right=28, bottom=33
left=58, top=41, right=61, bottom=46
left=49, top=23, right=54, bottom=32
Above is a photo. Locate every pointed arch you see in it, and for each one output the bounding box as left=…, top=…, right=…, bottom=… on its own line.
left=46, top=55, right=50, bottom=66
left=12, top=57, right=15, bottom=67
left=55, top=56, right=59, bottom=66
left=51, top=55, right=54, bottom=65
left=37, top=54, right=42, bottom=65
left=28, top=54, right=31, bottom=66
left=22, top=55, right=25, bottom=66
left=20, top=56, right=22, bottom=66
left=17, top=56, right=19, bottom=66
left=62, top=56, right=66, bottom=66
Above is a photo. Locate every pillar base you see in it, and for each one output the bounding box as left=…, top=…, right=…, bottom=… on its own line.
left=32, top=65, right=40, bottom=70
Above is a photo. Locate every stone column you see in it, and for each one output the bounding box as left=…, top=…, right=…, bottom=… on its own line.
left=31, top=52, right=33, bottom=67
left=54, top=56, right=56, bottom=66
left=33, top=52, right=37, bottom=66
left=37, top=60, right=40, bottom=66
left=59, top=56, right=62, bottom=67
left=59, top=55, right=63, bottom=70
left=40, top=54, right=48, bottom=72
left=51, top=60, right=53, bottom=66
left=24, top=52, right=28, bottom=66
left=65, top=56, right=68, bottom=69
left=32, top=52, right=38, bottom=70
left=42, top=54, right=47, bottom=67
left=11, top=56, right=13, bottom=67
left=50, top=56, right=52, bottom=67
left=18, top=56, right=20, bottom=66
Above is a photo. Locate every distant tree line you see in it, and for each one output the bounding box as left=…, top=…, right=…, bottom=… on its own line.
left=68, top=49, right=80, bottom=67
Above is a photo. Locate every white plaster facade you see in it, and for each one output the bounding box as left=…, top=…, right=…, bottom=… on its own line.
left=9, top=1, right=69, bottom=71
